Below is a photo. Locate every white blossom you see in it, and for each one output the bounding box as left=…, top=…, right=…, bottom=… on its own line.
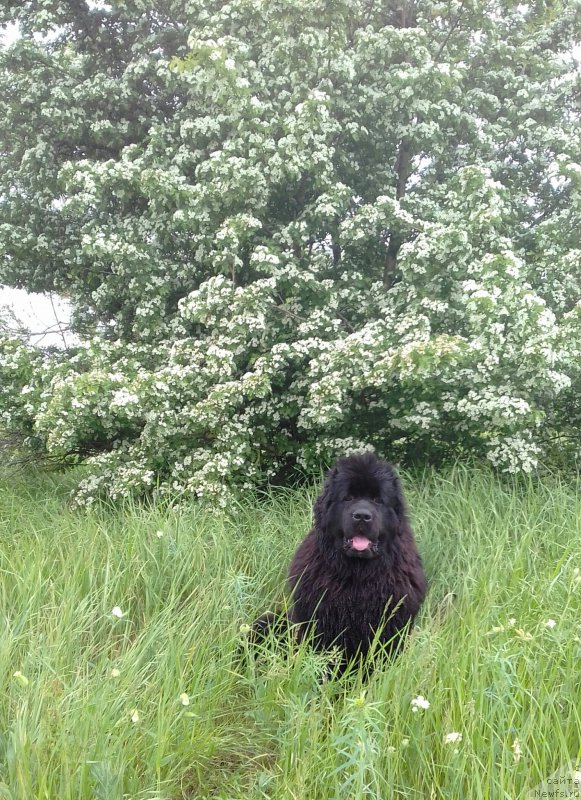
left=411, top=695, right=430, bottom=712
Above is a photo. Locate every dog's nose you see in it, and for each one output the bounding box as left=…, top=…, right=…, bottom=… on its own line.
left=352, top=508, right=373, bottom=523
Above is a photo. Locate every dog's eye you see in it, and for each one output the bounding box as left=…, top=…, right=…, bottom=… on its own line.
left=372, top=497, right=382, bottom=504
left=344, top=495, right=354, bottom=502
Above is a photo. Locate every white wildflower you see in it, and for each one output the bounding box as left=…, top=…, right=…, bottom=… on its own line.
left=411, top=695, right=430, bottom=712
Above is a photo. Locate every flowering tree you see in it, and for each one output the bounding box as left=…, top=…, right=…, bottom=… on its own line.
left=0, top=0, right=580, bottom=504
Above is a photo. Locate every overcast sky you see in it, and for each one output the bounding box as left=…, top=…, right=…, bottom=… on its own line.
left=0, top=287, right=76, bottom=347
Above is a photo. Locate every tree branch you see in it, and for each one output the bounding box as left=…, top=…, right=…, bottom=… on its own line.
left=434, top=0, right=467, bottom=62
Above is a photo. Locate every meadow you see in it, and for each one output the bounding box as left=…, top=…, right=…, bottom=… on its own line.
left=1, top=466, right=580, bottom=799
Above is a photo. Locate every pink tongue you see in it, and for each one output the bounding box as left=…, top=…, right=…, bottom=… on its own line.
left=351, top=535, right=370, bottom=551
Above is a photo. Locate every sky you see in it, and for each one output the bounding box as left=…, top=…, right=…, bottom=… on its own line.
left=0, top=287, right=76, bottom=348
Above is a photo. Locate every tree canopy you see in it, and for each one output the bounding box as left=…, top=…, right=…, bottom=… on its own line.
left=0, top=0, right=580, bottom=504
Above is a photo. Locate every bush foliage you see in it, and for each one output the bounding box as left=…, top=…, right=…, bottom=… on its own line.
left=0, top=1, right=580, bottom=503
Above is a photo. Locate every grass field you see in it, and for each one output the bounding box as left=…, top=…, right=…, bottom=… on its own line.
left=1, top=465, right=580, bottom=799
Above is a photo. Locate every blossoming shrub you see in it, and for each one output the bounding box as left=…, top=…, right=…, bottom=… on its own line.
left=0, top=1, right=579, bottom=504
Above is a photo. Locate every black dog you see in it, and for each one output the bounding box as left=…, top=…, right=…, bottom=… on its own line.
left=254, top=453, right=427, bottom=670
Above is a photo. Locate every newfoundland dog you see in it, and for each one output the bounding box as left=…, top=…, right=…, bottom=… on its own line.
left=256, top=453, right=427, bottom=671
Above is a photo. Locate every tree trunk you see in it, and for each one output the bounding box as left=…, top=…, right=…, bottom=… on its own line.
left=383, top=138, right=412, bottom=289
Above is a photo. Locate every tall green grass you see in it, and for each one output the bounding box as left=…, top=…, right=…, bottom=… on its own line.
left=1, top=466, right=580, bottom=799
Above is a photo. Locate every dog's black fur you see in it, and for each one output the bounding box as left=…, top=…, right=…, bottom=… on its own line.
left=254, top=453, right=427, bottom=670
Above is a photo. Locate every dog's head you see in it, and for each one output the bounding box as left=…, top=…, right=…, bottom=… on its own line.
left=314, top=453, right=405, bottom=560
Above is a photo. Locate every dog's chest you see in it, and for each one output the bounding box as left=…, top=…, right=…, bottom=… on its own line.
left=307, top=564, right=400, bottom=638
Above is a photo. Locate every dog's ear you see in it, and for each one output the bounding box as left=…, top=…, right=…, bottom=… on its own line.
left=387, top=471, right=408, bottom=535
left=314, top=466, right=338, bottom=530
left=392, top=473, right=405, bottom=518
